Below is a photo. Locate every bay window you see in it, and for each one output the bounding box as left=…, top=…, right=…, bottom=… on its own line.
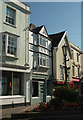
left=39, top=36, right=48, bottom=48
left=39, top=54, right=49, bottom=67
left=2, top=33, right=18, bottom=57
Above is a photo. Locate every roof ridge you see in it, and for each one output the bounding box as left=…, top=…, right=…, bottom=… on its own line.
left=49, top=31, right=66, bottom=36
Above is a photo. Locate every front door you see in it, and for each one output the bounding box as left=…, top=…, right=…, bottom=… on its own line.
left=39, top=82, right=44, bottom=102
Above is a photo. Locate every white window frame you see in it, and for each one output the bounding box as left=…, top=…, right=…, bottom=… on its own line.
left=6, top=6, right=16, bottom=26
left=39, top=54, right=49, bottom=67
left=39, top=36, right=48, bottom=48
left=71, top=49, right=74, bottom=60
left=60, top=65, right=64, bottom=80
left=2, top=33, right=18, bottom=58
left=67, top=69, right=70, bottom=80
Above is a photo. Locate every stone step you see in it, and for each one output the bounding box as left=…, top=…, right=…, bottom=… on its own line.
left=31, top=115, right=83, bottom=120
left=11, top=114, right=83, bottom=120
left=11, top=111, right=83, bottom=119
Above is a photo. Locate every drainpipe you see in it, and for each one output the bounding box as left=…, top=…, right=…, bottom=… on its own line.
left=25, top=5, right=30, bottom=66
left=24, top=73, right=26, bottom=106
left=24, top=5, right=30, bottom=105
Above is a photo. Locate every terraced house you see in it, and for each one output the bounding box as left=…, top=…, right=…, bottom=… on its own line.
left=69, top=42, right=82, bottom=90
left=0, top=1, right=31, bottom=107
left=49, top=31, right=73, bottom=88
left=0, top=1, right=83, bottom=108
left=29, top=24, right=52, bottom=104
left=49, top=31, right=82, bottom=92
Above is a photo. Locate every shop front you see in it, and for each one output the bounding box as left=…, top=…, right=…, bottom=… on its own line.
left=72, top=78, right=80, bottom=90
left=54, top=81, right=74, bottom=89
left=31, top=74, right=52, bottom=104
left=0, top=69, right=30, bottom=107
left=80, top=77, right=83, bottom=94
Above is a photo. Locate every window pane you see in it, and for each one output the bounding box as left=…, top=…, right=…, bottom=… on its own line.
left=32, top=82, right=38, bottom=97
left=43, top=58, right=46, bottom=66
left=40, top=57, right=42, bottom=65
left=60, top=66, right=64, bottom=80
left=2, top=35, right=6, bottom=55
left=6, top=7, right=16, bottom=25
left=1, top=71, right=22, bottom=96
left=7, top=35, right=17, bottom=56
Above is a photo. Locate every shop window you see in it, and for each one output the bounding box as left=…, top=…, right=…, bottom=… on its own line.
left=1, top=72, right=22, bottom=96
left=6, top=7, right=16, bottom=26
left=13, top=78, right=20, bottom=95
left=32, top=82, right=38, bottom=97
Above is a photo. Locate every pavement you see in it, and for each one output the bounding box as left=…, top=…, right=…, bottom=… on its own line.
left=1, top=103, right=39, bottom=120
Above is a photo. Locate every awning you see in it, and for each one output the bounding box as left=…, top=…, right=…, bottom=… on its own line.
left=72, top=78, right=80, bottom=82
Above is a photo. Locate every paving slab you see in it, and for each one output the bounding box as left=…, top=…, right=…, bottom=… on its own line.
left=1, top=103, right=38, bottom=120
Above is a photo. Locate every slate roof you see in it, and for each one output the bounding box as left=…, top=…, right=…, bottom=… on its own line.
left=29, top=23, right=43, bottom=34
left=49, top=31, right=65, bottom=47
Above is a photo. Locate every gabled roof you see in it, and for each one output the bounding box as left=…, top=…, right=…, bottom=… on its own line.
left=29, top=24, right=36, bottom=30
left=29, top=23, right=43, bottom=34
left=49, top=31, right=65, bottom=47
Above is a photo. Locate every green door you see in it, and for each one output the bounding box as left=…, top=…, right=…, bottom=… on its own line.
left=39, top=81, right=44, bottom=102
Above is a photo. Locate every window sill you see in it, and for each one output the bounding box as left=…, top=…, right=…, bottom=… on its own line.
left=32, top=97, right=39, bottom=99
left=0, top=95, right=25, bottom=99
left=47, top=95, right=51, bottom=97
left=38, top=65, right=49, bottom=69
left=2, top=54, right=18, bottom=59
left=3, top=22, right=17, bottom=28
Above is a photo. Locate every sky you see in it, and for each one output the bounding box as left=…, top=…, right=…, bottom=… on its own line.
left=27, top=2, right=81, bottom=49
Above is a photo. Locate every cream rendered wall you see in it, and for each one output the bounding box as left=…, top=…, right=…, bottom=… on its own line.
left=39, top=26, right=48, bottom=37
left=81, top=54, right=83, bottom=77
left=0, top=1, right=2, bottom=58
left=69, top=42, right=81, bottom=78
left=54, top=35, right=72, bottom=82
